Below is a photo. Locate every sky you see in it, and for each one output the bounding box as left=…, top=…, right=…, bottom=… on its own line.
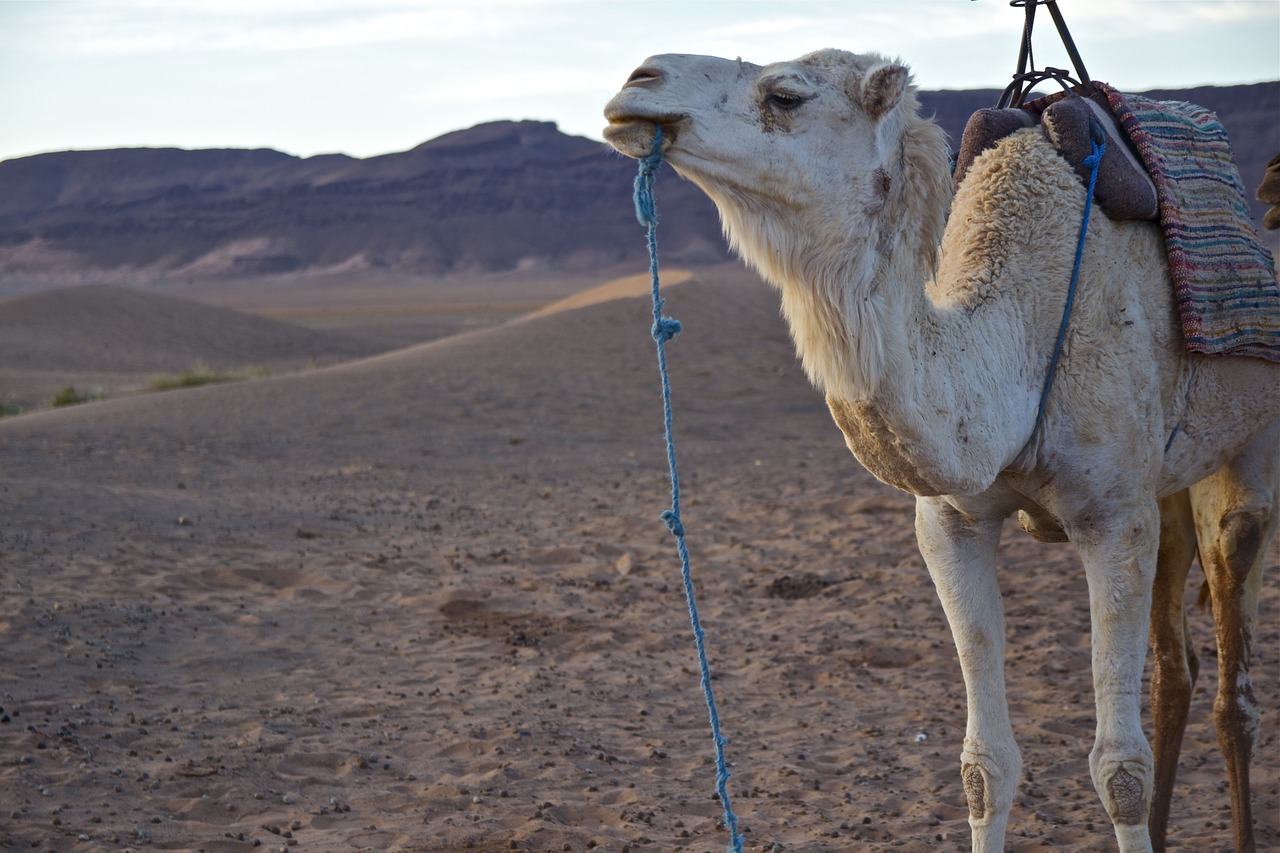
left=1, top=0, right=1277, bottom=163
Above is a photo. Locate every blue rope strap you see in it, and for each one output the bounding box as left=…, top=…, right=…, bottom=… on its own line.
left=633, top=127, right=745, bottom=853
left=1031, top=115, right=1106, bottom=439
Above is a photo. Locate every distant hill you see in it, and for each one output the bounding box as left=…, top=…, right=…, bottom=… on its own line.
left=0, top=283, right=390, bottom=408
left=1, top=83, right=1275, bottom=284
left=0, top=284, right=384, bottom=373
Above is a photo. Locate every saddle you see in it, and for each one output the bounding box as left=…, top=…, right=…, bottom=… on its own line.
left=953, top=88, right=1159, bottom=222
left=953, top=84, right=1280, bottom=362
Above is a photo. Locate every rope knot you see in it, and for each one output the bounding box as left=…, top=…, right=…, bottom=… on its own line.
left=660, top=509, right=685, bottom=537
left=1083, top=115, right=1107, bottom=171
left=652, top=316, right=682, bottom=343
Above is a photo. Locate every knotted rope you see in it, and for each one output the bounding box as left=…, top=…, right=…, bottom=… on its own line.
left=632, top=126, right=745, bottom=853
left=1030, top=113, right=1106, bottom=440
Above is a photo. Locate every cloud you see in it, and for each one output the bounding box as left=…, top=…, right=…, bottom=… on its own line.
left=23, top=2, right=538, bottom=55
left=1006, top=0, right=1275, bottom=37
left=0, top=0, right=1274, bottom=163
left=409, top=66, right=605, bottom=106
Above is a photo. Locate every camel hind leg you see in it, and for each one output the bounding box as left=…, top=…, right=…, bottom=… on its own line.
left=1188, top=422, right=1278, bottom=853
left=1147, top=490, right=1200, bottom=852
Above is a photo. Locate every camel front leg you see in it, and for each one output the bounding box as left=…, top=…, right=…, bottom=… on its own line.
left=1188, top=422, right=1278, bottom=853
left=915, top=496, right=1019, bottom=853
left=1071, top=501, right=1160, bottom=853
left=1148, top=490, right=1199, bottom=853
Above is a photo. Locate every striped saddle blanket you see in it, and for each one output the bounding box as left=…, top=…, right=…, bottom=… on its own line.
left=1094, top=82, right=1279, bottom=361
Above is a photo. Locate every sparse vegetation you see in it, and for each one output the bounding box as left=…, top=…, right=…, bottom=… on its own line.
left=149, top=363, right=270, bottom=391
left=49, top=385, right=103, bottom=407
left=0, top=399, right=22, bottom=418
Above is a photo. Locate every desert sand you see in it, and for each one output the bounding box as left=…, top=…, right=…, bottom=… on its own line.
left=0, top=264, right=1275, bottom=852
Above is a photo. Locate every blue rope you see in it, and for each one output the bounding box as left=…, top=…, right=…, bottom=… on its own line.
left=633, top=126, right=745, bottom=853
left=1030, top=115, right=1106, bottom=439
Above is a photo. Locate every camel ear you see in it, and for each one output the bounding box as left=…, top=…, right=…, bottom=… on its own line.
left=858, top=63, right=910, bottom=120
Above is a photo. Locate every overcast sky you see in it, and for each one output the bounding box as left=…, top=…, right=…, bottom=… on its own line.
left=1, top=0, right=1276, bottom=163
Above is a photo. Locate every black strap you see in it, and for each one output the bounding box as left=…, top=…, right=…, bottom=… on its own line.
left=998, top=0, right=1094, bottom=108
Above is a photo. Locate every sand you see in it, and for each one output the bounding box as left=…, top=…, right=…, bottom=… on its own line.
left=0, top=266, right=1275, bottom=852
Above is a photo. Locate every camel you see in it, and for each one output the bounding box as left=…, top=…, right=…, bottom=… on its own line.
left=1260, top=154, right=1280, bottom=230
left=603, top=49, right=1278, bottom=852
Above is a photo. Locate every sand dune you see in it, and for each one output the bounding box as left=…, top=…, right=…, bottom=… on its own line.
left=0, top=268, right=1275, bottom=852
left=0, top=284, right=388, bottom=409
left=526, top=269, right=694, bottom=319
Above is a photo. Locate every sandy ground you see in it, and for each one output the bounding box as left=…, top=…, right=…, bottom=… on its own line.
left=0, top=266, right=1275, bottom=852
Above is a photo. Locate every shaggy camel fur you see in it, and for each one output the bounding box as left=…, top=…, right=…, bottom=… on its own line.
left=604, top=49, right=1277, bottom=852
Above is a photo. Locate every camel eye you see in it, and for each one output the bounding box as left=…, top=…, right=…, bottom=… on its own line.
left=766, top=91, right=806, bottom=110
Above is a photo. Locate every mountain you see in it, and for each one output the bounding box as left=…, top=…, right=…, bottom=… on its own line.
left=1, top=83, right=1275, bottom=283
left=0, top=121, right=728, bottom=282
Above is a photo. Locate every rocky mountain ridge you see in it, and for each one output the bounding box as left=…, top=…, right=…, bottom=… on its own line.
left=1, top=83, right=1275, bottom=284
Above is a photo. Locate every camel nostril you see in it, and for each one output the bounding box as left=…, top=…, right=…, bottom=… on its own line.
left=625, top=66, right=663, bottom=87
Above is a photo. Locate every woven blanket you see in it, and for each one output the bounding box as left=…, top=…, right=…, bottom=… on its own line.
left=1093, top=82, right=1279, bottom=361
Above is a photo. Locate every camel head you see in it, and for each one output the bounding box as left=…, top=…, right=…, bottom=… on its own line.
left=604, top=49, right=949, bottom=275
left=604, top=49, right=952, bottom=399
left=605, top=48, right=913, bottom=194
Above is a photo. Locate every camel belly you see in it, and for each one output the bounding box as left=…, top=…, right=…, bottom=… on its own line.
left=1158, top=354, right=1280, bottom=495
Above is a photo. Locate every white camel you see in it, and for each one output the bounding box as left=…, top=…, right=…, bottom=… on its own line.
left=604, top=49, right=1277, bottom=852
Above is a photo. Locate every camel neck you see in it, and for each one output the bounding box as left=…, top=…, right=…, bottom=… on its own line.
left=709, top=120, right=1088, bottom=495
left=819, top=129, right=1082, bottom=495
left=764, top=112, right=954, bottom=404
